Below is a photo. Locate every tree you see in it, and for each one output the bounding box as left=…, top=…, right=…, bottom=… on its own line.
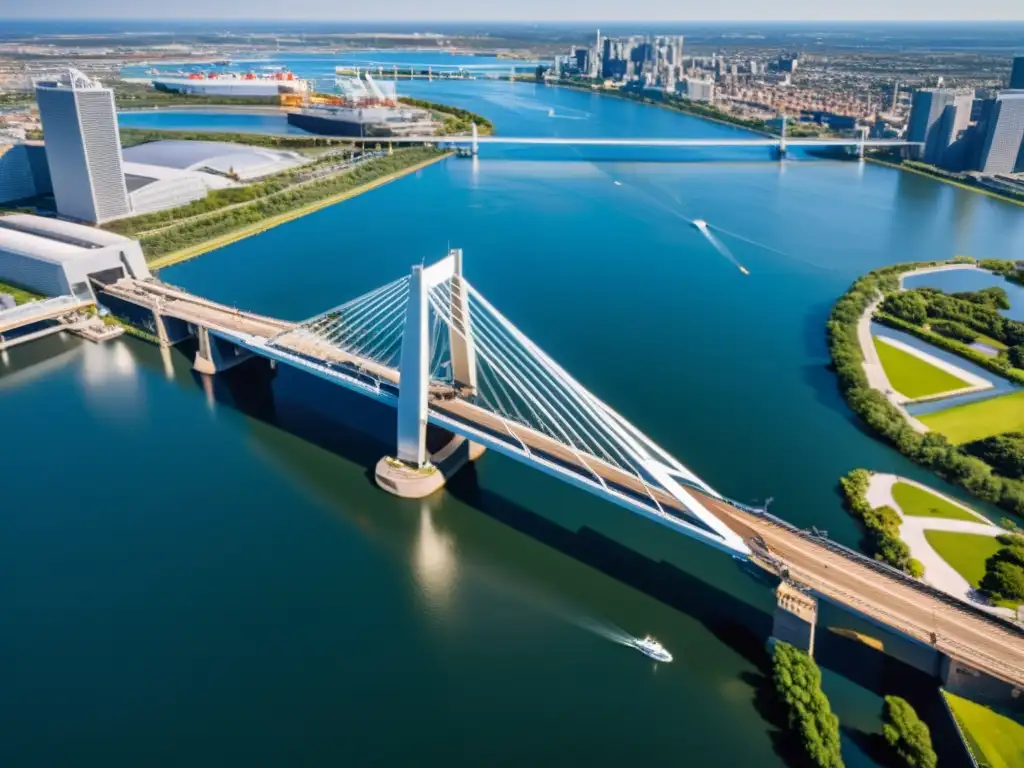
left=981, top=560, right=1024, bottom=601
left=882, top=292, right=929, bottom=325
left=1010, top=345, right=1024, bottom=369
left=881, top=696, right=937, bottom=768
left=772, top=642, right=846, bottom=768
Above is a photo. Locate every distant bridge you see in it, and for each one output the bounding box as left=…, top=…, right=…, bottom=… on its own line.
left=366, top=125, right=918, bottom=158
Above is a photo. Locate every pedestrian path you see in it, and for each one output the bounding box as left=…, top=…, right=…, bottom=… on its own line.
left=866, top=473, right=1013, bottom=617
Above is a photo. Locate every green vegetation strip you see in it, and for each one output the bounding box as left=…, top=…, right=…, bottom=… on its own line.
left=771, top=641, right=844, bottom=768
left=920, top=391, right=1024, bottom=445
left=146, top=149, right=449, bottom=268
left=922, top=530, right=1002, bottom=587
left=943, top=692, right=1024, bottom=768
left=882, top=696, right=937, bottom=768
left=0, top=280, right=44, bottom=305
left=891, top=482, right=986, bottom=523
left=873, top=336, right=969, bottom=399
left=840, top=470, right=923, bottom=576
left=827, top=259, right=1024, bottom=518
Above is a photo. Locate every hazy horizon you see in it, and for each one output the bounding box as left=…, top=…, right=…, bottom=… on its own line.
left=4, top=3, right=1024, bottom=22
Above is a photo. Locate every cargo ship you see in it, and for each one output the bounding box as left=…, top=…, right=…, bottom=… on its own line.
left=287, top=74, right=438, bottom=138
left=152, top=70, right=307, bottom=98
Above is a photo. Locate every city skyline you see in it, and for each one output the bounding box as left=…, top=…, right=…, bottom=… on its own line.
left=5, top=2, right=1024, bottom=21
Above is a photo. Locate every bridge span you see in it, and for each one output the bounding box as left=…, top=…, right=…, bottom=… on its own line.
left=99, top=265, right=1024, bottom=693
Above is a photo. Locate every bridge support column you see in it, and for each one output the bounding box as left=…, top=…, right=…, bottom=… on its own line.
left=193, top=325, right=253, bottom=375
left=152, top=311, right=190, bottom=349
left=771, top=582, right=818, bottom=656
left=376, top=251, right=486, bottom=499
left=376, top=262, right=446, bottom=498
left=470, top=123, right=479, bottom=157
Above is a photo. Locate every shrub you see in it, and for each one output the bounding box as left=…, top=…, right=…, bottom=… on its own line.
left=882, top=291, right=929, bottom=325
left=772, top=642, right=845, bottom=768
left=980, top=560, right=1024, bottom=601
left=1010, top=345, right=1024, bottom=369
left=881, top=696, right=937, bottom=768
left=964, top=433, right=1024, bottom=480
left=930, top=320, right=977, bottom=343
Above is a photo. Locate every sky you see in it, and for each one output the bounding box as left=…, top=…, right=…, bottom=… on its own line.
left=5, top=1, right=1024, bottom=21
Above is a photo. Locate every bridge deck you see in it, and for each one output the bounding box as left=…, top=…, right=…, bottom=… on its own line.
left=0, top=295, right=94, bottom=334
left=106, top=280, right=1024, bottom=688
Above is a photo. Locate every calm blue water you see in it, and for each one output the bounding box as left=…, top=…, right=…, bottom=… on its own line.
left=119, top=109, right=304, bottom=134
left=3, top=76, right=1019, bottom=767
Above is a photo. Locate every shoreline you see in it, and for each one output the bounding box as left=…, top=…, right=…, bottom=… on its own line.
left=149, top=152, right=451, bottom=271
left=546, top=80, right=777, bottom=138
left=865, top=157, right=1024, bottom=209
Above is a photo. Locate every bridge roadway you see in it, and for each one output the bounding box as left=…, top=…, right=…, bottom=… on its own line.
left=107, top=279, right=1024, bottom=688
left=0, top=295, right=95, bottom=335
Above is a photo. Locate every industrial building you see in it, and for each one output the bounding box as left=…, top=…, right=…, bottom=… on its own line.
left=35, top=68, right=132, bottom=223
left=121, top=140, right=306, bottom=181
left=0, top=142, right=51, bottom=204
left=0, top=214, right=150, bottom=298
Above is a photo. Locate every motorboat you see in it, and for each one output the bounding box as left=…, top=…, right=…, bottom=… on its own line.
left=692, top=219, right=709, bottom=232
left=631, top=635, right=673, bottom=662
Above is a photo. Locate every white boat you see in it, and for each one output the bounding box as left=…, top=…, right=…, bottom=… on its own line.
left=631, top=635, right=673, bottom=662
left=692, top=219, right=708, bottom=231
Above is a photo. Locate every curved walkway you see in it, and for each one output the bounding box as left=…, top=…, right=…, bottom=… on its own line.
left=857, top=297, right=928, bottom=431
left=866, top=473, right=1013, bottom=617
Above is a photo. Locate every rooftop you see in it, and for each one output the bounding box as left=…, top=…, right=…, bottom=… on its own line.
left=121, top=140, right=305, bottom=180
left=0, top=214, right=129, bottom=248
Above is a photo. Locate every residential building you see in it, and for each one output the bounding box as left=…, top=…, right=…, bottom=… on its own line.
left=34, top=68, right=131, bottom=223
left=907, top=88, right=971, bottom=166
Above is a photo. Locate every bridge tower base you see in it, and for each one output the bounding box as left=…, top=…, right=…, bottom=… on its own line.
left=193, top=325, right=253, bottom=375
left=771, top=582, right=818, bottom=655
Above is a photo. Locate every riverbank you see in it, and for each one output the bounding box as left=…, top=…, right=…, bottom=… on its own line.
left=549, top=80, right=776, bottom=138
left=865, top=157, right=1024, bottom=209
left=148, top=150, right=451, bottom=270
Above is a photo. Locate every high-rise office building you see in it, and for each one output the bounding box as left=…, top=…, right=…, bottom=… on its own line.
left=978, top=91, right=1024, bottom=175
left=1010, top=56, right=1024, bottom=89
left=35, top=68, right=131, bottom=223
left=907, top=88, right=971, bottom=166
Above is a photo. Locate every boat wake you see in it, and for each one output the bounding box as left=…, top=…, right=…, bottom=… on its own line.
left=695, top=223, right=750, bottom=275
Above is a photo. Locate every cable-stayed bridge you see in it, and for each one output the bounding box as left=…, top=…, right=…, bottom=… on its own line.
left=100, top=255, right=1024, bottom=692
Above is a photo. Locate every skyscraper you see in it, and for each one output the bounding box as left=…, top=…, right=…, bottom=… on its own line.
left=907, top=88, right=971, bottom=166
left=35, top=68, right=130, bottom=223
left=1010, top=56, right=1024, bottom=89
left=978, top=91, right=1024, bottom=175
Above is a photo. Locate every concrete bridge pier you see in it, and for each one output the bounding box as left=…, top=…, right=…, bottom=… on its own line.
left=376, top=249, right=485, bottom=498
left=152, top=311, right=191, bottom=348
left=771, top=582, right=818, bottom=655
left=192, top=325, right=253, bottom=375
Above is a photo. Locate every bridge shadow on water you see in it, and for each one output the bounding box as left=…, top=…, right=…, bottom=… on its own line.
left=182, top=351, right=967, bottom=768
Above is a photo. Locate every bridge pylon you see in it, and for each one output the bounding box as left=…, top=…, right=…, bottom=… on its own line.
left=376, top=249, right=484, bottom=498
left=470, top=123, right=479, bottom=157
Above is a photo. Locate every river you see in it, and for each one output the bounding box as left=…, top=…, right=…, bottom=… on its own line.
left=4, top=73, right=1023, bottom=767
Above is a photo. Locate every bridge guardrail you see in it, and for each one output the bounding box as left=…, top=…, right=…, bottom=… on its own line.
left=734, top=501, right=1024, bottom=638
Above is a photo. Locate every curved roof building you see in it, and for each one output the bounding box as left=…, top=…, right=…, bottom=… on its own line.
left=121, top=140, right=305, bottom=181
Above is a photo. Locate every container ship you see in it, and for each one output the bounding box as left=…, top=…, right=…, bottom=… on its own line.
left=286, top=74, right=438, bottom=138
left=151, top=70, right=308, bottom=98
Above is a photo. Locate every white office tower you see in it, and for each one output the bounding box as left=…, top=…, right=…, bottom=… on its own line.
left=35, top=68, right=131, bottom=223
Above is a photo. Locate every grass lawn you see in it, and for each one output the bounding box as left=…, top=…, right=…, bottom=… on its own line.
left=923, top=530, right=1002, bottom=588
left=944, top=692, right=1024, bottom=768
left=891, top=482, right=987, bottom=523
left=873, top=336, right=970, bottom=399
left=920, top=390, right=1024, bottom=444
left=0, top=279, right=44, bottom=305
left=976, top=332, right=1009, bottom=351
